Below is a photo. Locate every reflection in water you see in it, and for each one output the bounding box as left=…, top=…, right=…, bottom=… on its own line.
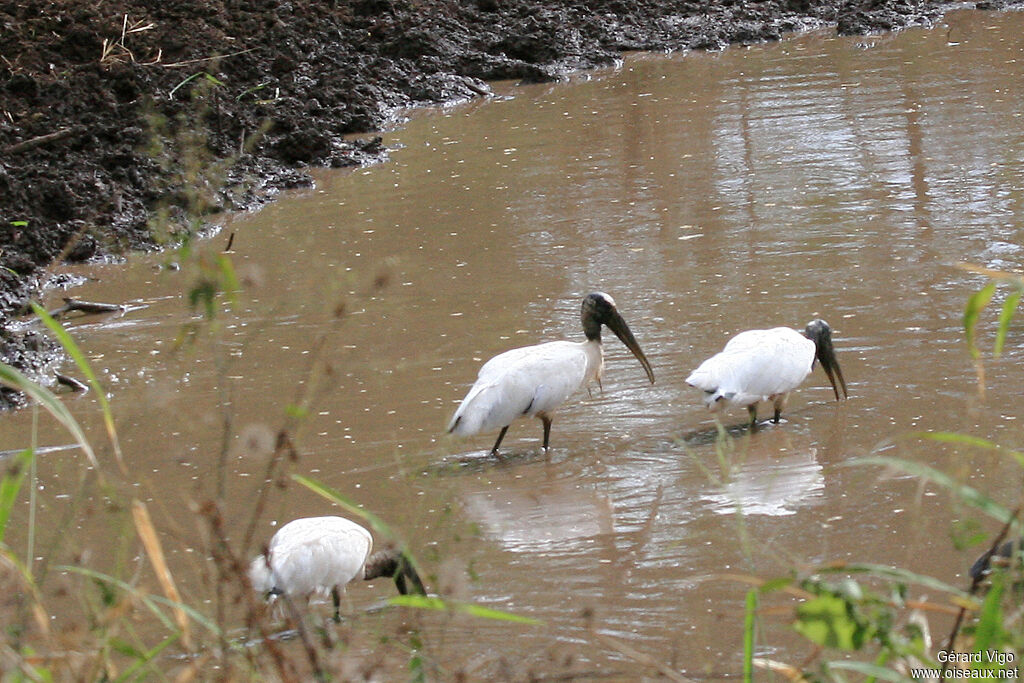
left=699, top=429, right=824, bottom=517
left=462, top=478, right=616, bottom=552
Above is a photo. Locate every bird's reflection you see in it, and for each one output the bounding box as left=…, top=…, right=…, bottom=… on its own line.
left=697, top=429, right=825, bottom=517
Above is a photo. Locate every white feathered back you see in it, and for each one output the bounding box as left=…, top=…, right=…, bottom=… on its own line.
left=686, top=327, right=815, bottom=408
left=448, top=340, right=600, bottom=436
left=249, top=516, right=373, bottom=598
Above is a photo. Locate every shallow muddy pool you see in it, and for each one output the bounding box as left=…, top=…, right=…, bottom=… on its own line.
left=4, top=7, right=1024, bottom=677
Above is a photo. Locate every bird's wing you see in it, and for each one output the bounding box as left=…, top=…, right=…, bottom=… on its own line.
left=449, top=341, right=589, bottom=435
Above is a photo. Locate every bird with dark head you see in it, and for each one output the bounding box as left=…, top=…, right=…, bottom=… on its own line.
left=249, top=516, right=426, bottom=622
left=969, top=538, right=1022, bottom=582
left=686, top=318, right=848, bottom=427
left=448, top=292, right=655, bottom=455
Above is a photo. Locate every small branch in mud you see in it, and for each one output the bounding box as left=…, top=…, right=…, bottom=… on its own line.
left=224, top=231, right=235, bottom=252
left=2, top=126, right=86, bottom=155
left=55, top=373, right=89, bottom=392
left=48, top=297, right=126, bottom=319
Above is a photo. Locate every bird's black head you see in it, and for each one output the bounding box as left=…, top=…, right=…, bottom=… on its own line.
left=803, top=319, right=848, bottom=400
left=364, top=548, right=427, bottom=596
left=581, top=292, right=618, bottom=340
left=580, top=292, right=655, bottom=384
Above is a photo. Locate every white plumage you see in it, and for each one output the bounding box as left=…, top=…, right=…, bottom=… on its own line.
left=449, top=341, right=600, bottom=436
left=686, top=319, right=847, bottom=426
left=250, top=515, right=425, bottom=621
left=249, top=516, right=372, bottom=603
left=448, top=292, right=654, bottom=455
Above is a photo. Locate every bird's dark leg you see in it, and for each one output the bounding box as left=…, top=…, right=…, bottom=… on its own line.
left=772, top=395, right=786, bottom=424
left=541, top=415, right=552, bottom=450
left=490, top=426, right=509, bottom=455
left=331, top=587, right=341, bottom=623
left=747, top=405, right=758, bottom=429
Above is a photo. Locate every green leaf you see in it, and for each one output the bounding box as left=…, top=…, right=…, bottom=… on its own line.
left=964, top=281, right=997, bottom=359
left=388, top=594, right=542, bottom=625
left=114, top=633, right=179, bottom=683
left=994, top=289, right=1022, bottom=357
left=284, top=404, right=309, bottom=420
left=793, top=593, right=870, bottom=650
left=168, top=72, right=202, bottom=98
left=973, top=570, right=1005, bottom=655
left=759, top=576, right=795, bottom=593
left=10, top=220, right=28, bottom=227
left=0, top=449, right=32, bottom=544
left=108, top=637, right=144, bottom=659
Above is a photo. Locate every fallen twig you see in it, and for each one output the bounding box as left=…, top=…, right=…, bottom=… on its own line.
left=2, top=126, right=86, bottom=155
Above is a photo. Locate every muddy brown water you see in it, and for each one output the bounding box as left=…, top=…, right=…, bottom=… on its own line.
left=4, top=8, right=1024, bottom=675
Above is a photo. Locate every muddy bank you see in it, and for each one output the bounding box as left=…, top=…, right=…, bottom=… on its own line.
left=0, top=0, right=1016, bottom=407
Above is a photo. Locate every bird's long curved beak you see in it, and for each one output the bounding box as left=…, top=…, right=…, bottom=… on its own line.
left=394, top=550, right=427, bottom=596
left=607, top=311, right=655, bottom=384
left=816, top=337, right=847, bottom=401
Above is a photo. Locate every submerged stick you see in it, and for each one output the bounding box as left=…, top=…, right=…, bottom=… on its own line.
left=48, top=298, right=126, bottom=318
left=55, top=373, right=89, bottom=392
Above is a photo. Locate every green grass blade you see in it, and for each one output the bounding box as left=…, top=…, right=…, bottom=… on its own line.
left=114, top=633, right=181, bottom=683
left=292, top=474, right=396, bottom=541
left=994, top=289, right=1022, bottom=357
left=743, top=589, right=757, bottom=683
left=815, top=563, right=968, bottom=597
left=852, top=455, right=1015, bottom=525
left=31, top=302, right=123, bottom=470
left=914, top=431, right=1000, bottom=450
left=0, top=361, right=99, bottom=470
left=913, top=431, right=1024, bottom=467
left=964, top=281, right=997, bottom=359
left=0, top=449, right=32, bottom=544
left=57, top=565, right=223, bottom=638
left=388, top=594, right=542, bottom=625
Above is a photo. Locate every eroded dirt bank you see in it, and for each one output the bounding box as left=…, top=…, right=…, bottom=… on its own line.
left=0, top=0, right=1017, bottom=406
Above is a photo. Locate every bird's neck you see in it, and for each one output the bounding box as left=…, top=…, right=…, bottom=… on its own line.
left=582, top=315, right=602, bottom=341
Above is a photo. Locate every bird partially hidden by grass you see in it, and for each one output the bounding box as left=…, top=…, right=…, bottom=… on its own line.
left=249, top=516, right=426, bottom=622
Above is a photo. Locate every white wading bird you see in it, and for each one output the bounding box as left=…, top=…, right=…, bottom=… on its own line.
left=447, top=292, right=655, bottom=455
left=686, top=319, right=848, bottom=427
left=249, top=516, right=426, bottom=622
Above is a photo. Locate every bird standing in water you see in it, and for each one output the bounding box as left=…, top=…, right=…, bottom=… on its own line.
left=448, top=292, right=655, bottom=455
left=686, top=319, right=847, bottom=427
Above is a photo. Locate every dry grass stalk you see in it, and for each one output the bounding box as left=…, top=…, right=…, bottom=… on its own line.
left=131, top=499, right=192, bottom=649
